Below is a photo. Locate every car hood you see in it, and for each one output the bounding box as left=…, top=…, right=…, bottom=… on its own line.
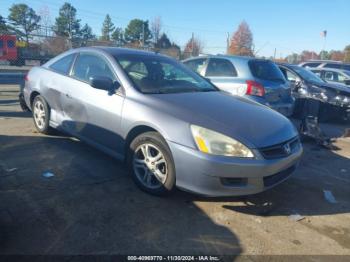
left=148, top=91, right=298, bottom=148
left=309, top=81, right=350, bottom=95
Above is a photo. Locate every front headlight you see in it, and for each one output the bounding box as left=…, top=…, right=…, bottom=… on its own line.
left=190, top=125, right=254, bottom=158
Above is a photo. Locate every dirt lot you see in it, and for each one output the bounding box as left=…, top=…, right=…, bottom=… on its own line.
left=0, top=84, right=349, bottom=256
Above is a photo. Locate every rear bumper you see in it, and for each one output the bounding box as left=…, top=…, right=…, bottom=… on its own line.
left=168, top=140, right=303, bottom=197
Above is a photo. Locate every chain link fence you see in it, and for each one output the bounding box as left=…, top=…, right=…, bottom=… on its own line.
left=0, top=34, right=193, bottom=71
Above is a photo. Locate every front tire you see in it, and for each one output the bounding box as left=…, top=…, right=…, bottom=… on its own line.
left=32, top=95, right=52, bottom=134
left=127, top=132, right=176, bottom=196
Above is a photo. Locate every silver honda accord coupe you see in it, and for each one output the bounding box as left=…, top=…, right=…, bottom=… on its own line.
left=23, top=47, right=303, bottom=196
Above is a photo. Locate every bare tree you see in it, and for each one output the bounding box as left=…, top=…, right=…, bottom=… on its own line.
left=151, top=16, right=162, bottom=44
left=183, top=35, right=204, bottom=58
left=229, top=21, right=254, bottom=56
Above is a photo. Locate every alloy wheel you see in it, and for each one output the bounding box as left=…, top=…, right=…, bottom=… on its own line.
left=133, top=143, right=168, bottom=189
left=33, top=100, right=46, bottom=130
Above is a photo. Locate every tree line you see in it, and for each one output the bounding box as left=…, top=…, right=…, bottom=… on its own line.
left=285, top=48, right=350, bottom=64
left=0, top=2, right=203, bottom=58
left=0, top=2, right=349, bottom=62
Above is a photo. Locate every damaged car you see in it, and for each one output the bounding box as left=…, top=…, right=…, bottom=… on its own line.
left=183, top=55, right=295, bottom=117
left=23, top=47, right=303, bottom=197
left=278, top=63, right=350, bottom=122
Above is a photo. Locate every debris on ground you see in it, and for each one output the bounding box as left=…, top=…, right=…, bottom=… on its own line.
left=288, top=213, right=305, bottom=222
left=323, top=190, right=338, bottom=204
left=343, top=128, right=350, bottom=138
left=255, top=218, right=262, bottom=224
left=42, top=172, right=55, bottom=178
left=0, top=165, right=18, bottom=176
left=5, top=168, right=18, bottom=173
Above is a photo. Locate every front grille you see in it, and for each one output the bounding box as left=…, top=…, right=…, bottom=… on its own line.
left=263, top=165, right=296, bottom=187
left=259, top=136, right=300, bottom=160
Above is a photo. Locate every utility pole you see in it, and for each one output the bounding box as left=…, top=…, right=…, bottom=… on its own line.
left=322, top=32, right=327, bottom=59
left=142, top=23, right=145, bottom=48
left=273, top=48, right=277, bottom=61
left=68, top=5, right=72, bottom=48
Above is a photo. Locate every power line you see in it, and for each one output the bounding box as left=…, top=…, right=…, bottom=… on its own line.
left=5, top=0, right=228, bottom=35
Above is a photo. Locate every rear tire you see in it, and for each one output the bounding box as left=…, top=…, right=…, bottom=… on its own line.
left=32, top=95, right=52, bottom=135
left=127, top=132, right=176, bottom=196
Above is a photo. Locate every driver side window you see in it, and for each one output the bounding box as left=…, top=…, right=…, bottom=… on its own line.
left=72, top=53, right=116, bottom=82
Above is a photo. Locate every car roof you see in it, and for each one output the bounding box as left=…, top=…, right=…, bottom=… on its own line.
left=183, top=54, right=260, bottom=62
left=309, top=67, right=350, bottom=74
left=277, top=63, right=296, bottom=68
left=76, top=46, right=169, bottom=58
left=300, top=60, right=350, bottom=65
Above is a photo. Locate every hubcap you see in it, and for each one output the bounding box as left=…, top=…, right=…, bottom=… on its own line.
left=33, top=100, right=46, bottom=129
left=133, top=143, right=168, bottom=189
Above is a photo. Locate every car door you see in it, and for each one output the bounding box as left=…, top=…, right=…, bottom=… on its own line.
left=204, top=58, right=244, bottom=95
left=66, top=52, right=125, bottom=154
left=44, top=53, right=77, bottom=126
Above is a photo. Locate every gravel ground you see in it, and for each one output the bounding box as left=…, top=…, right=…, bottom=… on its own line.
left=0, top=85, right=349, bottom=257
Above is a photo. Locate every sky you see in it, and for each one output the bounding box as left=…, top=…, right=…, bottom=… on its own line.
left=1, top=0, right=349, bottom=57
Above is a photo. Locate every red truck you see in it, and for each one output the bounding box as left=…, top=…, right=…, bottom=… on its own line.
left=0, top=35, right=18, bottom=61
left=0, top=34, right=52, bottom=66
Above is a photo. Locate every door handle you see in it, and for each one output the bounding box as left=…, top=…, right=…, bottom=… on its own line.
left=65, top=93, right=72, bottom=99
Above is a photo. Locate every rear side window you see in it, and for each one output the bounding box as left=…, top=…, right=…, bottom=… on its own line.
left=249, top=60, right=286, bottom=82
left=184, top=58, right=206, bottom=74
left=72, top=53, right=116, bottom=82
left=206, top=58, right=237, bottom=77
left=325, top=63, right=350, bottom=71
left=7, top=40, right=15, bottom=48
left=49, top=53, right=76, bottom=75
left=324, top=63, right=341, bottom=69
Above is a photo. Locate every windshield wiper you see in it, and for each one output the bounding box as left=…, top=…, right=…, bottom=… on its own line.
left=266, top=78, right=285, bottom=82
left=159, top=87, right=200, bottom=94
left=200, top=88, right=217, bottom=92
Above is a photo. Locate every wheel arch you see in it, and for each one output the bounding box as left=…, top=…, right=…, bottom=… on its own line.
left=29, top=91, right=41, bottom=109
left=124, top=124, right=171, bottom=154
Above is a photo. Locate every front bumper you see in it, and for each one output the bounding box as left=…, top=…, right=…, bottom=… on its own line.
left=168, top=140, right=303, bottom=197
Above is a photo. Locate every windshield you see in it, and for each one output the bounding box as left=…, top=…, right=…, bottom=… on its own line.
left=249, top=60, right=286, bottom=82
left=115, top=54, right=217, bottom=94
left=343, top=70, right=350, bottom=78
left=291, top=65, right=325, bottom=84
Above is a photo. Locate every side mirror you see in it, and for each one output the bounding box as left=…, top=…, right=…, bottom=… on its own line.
left=89, top=76, right=119, bottom=92
left=344, top=79, right=350, bottom=86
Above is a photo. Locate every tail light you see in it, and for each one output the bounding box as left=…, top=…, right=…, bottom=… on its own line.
left=246, top=80, right=265, bottom=97
left=24, top=74, right=29, bottom=82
